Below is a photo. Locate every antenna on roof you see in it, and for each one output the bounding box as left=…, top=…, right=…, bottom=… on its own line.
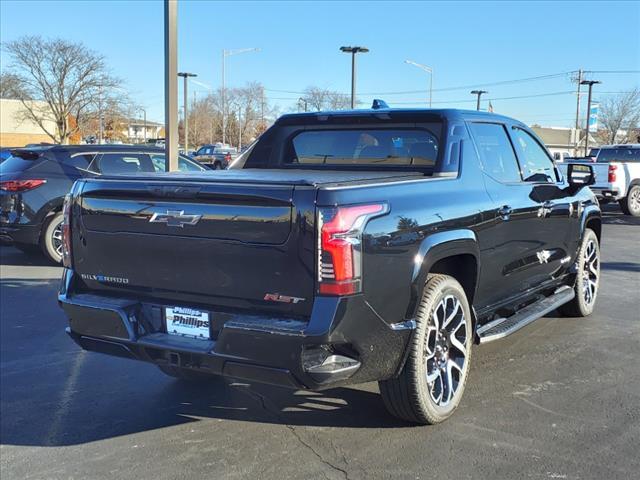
left=371, top=99, right=389, bottom=110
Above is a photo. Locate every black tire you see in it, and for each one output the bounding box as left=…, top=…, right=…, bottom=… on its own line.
left=40, top=212, right=63, bottom=264
left=619, top=185, right=640, bottom=217
left=560, top=228, right=600, bottom=317
left=213, top=162, right=222, bottom=170
left=157, top=365, right=217, bottom=382
left=379, top=274, right=473, bottom=425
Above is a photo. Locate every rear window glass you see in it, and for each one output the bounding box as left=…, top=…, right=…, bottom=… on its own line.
left=0, top=155, right=40, bottom=173
left=97, top=153, right=154, bottom=174
left=287, top=128, right=440, bottom=167
left=596, top=148, right=640, bottom=163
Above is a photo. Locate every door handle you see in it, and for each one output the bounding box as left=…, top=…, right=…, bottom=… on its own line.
left=498, top=205, right=512, bottom=220
left=539, top=201, right=554, bottom=217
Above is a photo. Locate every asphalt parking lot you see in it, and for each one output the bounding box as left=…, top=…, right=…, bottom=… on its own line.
left=1, top=206, right=639, bottom=480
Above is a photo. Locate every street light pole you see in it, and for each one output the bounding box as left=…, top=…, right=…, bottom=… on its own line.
left=221, top=47, right=259, bottom=145
left=164, top=0, right=178, bottom=171
left=405, top=60, right=434, bottom=107
left=178, top=72, right=197, bottom=152
left=471, top=90, right=488, bottom=111
left=581, top=79, right=601, bottom=157
left=340, top=46, right=369, bottom=109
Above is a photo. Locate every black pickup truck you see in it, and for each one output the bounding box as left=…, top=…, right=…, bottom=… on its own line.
left=59, top=108, right=601, bottom=424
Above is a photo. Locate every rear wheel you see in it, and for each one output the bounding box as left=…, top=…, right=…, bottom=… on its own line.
left=619, top=185, right=640, bottom=216
left=379, top=274, right=473, bottom=424
left=41, top=212, right=63, bottom=264
left=157, top=365, right=217, bottom=382
left=560, top=228, right=600, bottom=317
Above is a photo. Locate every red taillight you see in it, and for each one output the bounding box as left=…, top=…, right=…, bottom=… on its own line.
left=318, top=203, right=386, bottom=296
left=608, top=164, right=617, bottom=183
left=0, top=179, right=46, bottom=192
left=61, top=194, right=72, bottom=268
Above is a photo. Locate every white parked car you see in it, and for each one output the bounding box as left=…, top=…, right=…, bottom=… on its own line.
left=558, top=144, right=640, bottom=216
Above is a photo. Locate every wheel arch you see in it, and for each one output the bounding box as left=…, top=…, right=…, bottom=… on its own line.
left=581, top=206, right=602, bottom=245
left=408, top=229, right=480, bottom=319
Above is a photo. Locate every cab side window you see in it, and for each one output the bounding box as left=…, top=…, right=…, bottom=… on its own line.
left=469, top=122, right=521, bottom=183
left=511, top=128, right=556, bottom=183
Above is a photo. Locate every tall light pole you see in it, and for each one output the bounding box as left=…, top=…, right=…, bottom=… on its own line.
left=164, top=0, right=178, bottom=171
left=222, top=47, right=259, bottom=145
left=340, top=46, right=369, bottom=109
left=471, top=90, right=488, bottom=111
left=178, top=72, right=197, bottom=151
left=581, top=79, right=601, bottom=157
left=405, top=60, right=434, bottom=107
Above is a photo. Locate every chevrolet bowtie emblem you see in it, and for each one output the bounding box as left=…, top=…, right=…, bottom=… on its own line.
left=149, top=210, right=202, bottom=227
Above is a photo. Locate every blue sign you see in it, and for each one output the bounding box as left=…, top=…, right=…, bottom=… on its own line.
left=589, top=103, right=599, bottom=131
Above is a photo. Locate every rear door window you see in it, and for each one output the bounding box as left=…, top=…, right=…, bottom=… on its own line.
left=469, top=123, right=521, bottom=183
left=96, top=153, right=155, bottom=174
left=0, top=155, right=40, bottom=173
left=287, top=128, right=440, bottom=167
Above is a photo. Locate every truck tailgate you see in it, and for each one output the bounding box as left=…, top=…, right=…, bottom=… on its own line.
left=74, top=178, right=316, bottom=316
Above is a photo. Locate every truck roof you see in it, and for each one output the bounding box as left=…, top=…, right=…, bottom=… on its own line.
left=277, top=107, right=525, bottom=127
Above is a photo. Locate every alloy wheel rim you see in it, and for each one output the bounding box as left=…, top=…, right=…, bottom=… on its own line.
left=52, top=223, right=63, bottom=257
left=582, top=239, right=599, bottom=305
left=424, top=294, right=469, bottom=407
left=631, top=188, right=640, bottom=212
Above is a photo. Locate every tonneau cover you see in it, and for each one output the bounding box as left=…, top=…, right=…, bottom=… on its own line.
left=95, top=168, right=425, bottom=187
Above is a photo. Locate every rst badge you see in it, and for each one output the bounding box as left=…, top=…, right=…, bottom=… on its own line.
left=149, top=210, right=202, bottom=227
left=264, top=293, right=306, bottom=304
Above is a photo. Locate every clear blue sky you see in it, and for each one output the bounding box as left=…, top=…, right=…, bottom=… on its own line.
left=1, top=0, right=638, bottom=126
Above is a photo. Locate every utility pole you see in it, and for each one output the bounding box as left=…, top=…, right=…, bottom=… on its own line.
left=340, top=46, right=369, bottom=109
left=164, top=0, right=178, bottom=171
left=471, top=90, right=488, bottom=111
left=581, top=79, right=601, bottom=157
left=238, top=105, right=242, bottom=151
left=221, top=47, right=259, bottom=145
left=298, top=97, right=308, bottom=112
left=97, top=85, right=104, bottom=144
left=261, top=85, right=265, bottom=127
left=405, top=60, right=434, bottom=107
left=573, top=69, right=583, bottom=155
left=178, top=72, right=197, bottom=152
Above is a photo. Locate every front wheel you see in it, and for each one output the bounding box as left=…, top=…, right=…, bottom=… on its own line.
left=619, top=185, right=640, bottom=217
left=379, top=274, right=473, bottom=425
left=560, top=228, right=600, bottom=317
left=41, top=212, right=63, bottom=264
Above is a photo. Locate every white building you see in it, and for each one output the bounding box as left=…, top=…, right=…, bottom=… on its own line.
left=125, top=118, right=163, bottom=143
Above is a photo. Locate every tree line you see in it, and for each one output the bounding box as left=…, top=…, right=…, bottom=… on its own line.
left=1, top=35, right=638, bottom=146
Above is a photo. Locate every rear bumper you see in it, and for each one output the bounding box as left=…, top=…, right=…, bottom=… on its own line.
left=59, top=269, right=413, bottom=390
left=0, top=223, right=41, bottom=246
left=591, top=187, right=621, bottom=200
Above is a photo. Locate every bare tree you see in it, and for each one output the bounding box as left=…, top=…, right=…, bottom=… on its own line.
left=598, top=88, right=640, bottom=144
left=0, top=72, right=23, bottom=98
left=3, top=36, right=121, bottom=144
left=299, top=86, right=350, bottom=112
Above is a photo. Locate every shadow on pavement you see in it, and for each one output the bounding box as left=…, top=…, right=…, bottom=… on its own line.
left=600, top=261, right=640, bottom=273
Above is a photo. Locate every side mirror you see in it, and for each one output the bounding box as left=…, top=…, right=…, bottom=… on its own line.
left=567, top=163, right=595, bottom=187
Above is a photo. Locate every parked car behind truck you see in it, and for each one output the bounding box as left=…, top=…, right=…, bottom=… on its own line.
left=59, top=107, right=601, bottom=425
left=557, top=144, right=640, bottom=216
left=0, top=145, right=206, bottom=263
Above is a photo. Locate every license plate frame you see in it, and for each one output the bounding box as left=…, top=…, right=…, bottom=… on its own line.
left=164, top=306, right=210, bottom=340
